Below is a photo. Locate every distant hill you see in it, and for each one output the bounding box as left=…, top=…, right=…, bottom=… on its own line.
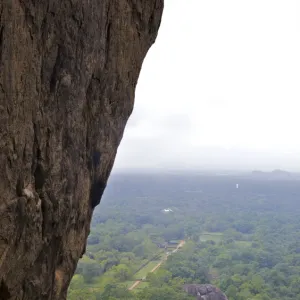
left=271, top=169, right=291, bottom=176
left=250, top=169, right=295, bottom=180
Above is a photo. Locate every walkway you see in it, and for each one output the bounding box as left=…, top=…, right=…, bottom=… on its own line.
left=128, top=240, right=185, bottom=291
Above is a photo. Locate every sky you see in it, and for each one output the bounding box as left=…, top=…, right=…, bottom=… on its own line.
left=114, top=0, right=300, bottom=172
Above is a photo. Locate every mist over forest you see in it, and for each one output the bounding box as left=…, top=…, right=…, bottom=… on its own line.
left=68, top=172, right=300, bottom=300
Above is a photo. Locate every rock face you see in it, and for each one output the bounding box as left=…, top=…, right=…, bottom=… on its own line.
left=0, top=1, right=163, bottom=299
left=183, top=284, right=228, bottom=300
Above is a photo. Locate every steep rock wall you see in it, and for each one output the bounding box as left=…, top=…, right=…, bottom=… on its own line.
left=0, top=1, right=163, bottom=299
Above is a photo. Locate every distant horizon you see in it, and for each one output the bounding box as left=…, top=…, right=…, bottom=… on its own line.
left=112, top=166, right=300, bottom=174
left=114, top=145, right=300, bottom=173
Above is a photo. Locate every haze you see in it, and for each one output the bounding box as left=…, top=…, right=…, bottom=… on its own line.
left=114, top=0, right=300, bottom=172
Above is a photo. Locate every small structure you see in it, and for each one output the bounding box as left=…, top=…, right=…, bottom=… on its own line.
left=156, top=242, right=168, bottom=249
left=168, top=240, right=179, bottom=245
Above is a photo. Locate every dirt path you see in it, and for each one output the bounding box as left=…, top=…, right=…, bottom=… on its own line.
left=150, top=261, right=163, bottom=273
left=128, top=280, right=141, bottom=290
left=177, top=240, right=185, bottom=248
left=128, top=240, right=185, bottom=291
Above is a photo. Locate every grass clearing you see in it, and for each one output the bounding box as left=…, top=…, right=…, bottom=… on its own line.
left=236, top=241, right=252, bottom=247
left=125, top=281, right=136, bottom=288
left=133, top=281, right=149, bottom=291
left=133, top=260, right=161, bottom=279
left=200, top=232, right=223, bottom=242
left=156, top=251, right=166, bottom=260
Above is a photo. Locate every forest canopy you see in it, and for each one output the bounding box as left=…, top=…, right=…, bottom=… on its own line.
left=68, top=173, right=300, bottom=300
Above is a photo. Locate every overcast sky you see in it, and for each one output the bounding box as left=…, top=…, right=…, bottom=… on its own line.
left=114, top=0, right=300, bottom=172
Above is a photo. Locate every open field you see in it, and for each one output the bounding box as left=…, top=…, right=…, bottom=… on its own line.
left=125, top=281, right=136, bottom=288
left=200, top=232, right=223, bottom=242
left=133, top=260, right=161, bottom=280
left=235, top=240, right=252, bottom=247
left=133, top=282, right=149, bottom=291
left=128, top=241, right=186, bottom=291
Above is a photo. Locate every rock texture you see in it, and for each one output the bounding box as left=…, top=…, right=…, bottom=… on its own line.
left=183, top=284, right=228, bottom=300
left=0, top=1, right=163, bottom=299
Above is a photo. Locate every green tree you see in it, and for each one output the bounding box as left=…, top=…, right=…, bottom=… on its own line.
left=250, top=274, right=265, bottom=294
left=111, top=264, right=131, bottom=281
left=69, top=274, right=85, bottom=290
left=68, top=289, right=96, bottom=300
left=226, top=285, right=238, bottom=299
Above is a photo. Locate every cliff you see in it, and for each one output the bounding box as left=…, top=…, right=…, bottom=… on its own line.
left=0, top=1, right=163, bottom=299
